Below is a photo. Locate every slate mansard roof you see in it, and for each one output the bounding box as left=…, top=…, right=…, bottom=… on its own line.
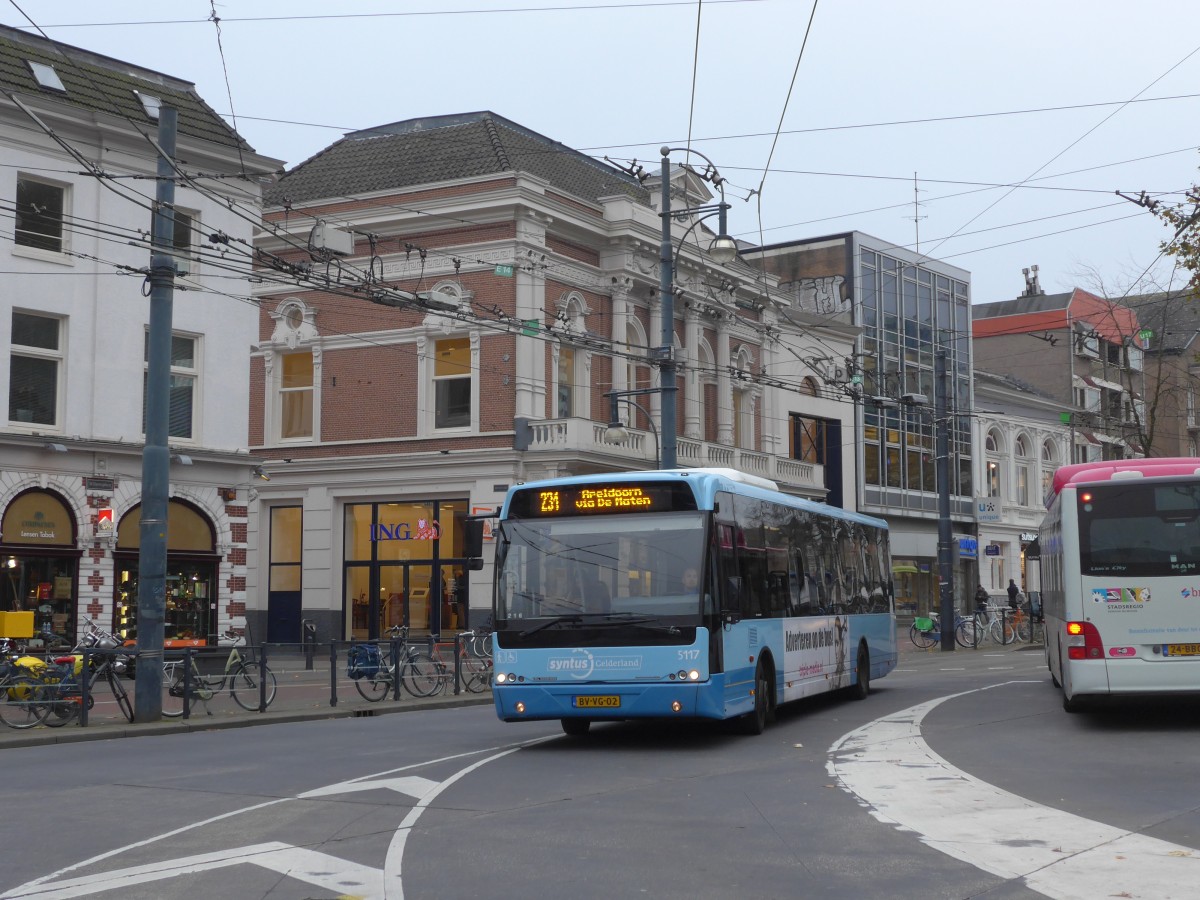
left=265, top=111, right=651, bottom=208
left=0, top=23, right=253, bottom=152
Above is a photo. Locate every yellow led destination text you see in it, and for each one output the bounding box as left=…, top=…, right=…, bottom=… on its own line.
left=574, top=487, right=653, bottom=511
left=539, top=491, right=561, bottom=514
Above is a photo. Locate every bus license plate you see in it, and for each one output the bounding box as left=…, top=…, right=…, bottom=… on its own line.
left=1165, top=644, right=1200, bottom=657
left=574, top=695, right=620, bottom=708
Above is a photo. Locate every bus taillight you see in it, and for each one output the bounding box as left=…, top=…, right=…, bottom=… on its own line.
left=1066, top=621, right=1104, bottom=660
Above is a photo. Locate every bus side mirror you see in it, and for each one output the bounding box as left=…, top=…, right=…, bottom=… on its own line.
left=464, top=519, right=485, bottom=570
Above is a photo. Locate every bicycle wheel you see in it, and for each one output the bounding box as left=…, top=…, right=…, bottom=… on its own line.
left=461, top=654, right=490, bottom=693
left=230, top=663, right=277, bottom=711
left=107, top=670, right=134, bottom=722
left=161, top=666, right=186, bottom=717
left=401, top=651, right=443, bottom=697
left=955, top=619, right=979, bottom=649
left=355, top=669, right=392, bottom=702
left=0, top=676, right=52, bottom=729
left=909, top=622, right=937, bottom=650
left=990, top=618, right=1015, bottom=645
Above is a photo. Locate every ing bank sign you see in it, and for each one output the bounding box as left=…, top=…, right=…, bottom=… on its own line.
left=370, top=519, right=440, bottom=542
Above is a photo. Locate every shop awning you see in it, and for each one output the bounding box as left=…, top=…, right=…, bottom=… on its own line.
left=892, top=564, right=919, bottom=574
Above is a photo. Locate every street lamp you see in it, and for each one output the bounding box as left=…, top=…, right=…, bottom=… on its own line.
left=603, top=389, right=661, bottom=468
left=656, top=145, right=738, bottom=469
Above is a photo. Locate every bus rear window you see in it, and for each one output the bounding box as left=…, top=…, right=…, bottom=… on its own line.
left=1078, top=481, right=1200, bottom=576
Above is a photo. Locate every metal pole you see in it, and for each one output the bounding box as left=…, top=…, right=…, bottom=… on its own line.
left=936, top=346, right=956, bottom=651
left=658, top=149, right=677, bottom=469
left=135, top=107, right=178, bottom=721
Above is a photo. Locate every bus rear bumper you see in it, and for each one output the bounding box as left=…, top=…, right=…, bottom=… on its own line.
left=494, top=679, right=727, bottom=723
left=1069, top=658, right=1200, bottom=698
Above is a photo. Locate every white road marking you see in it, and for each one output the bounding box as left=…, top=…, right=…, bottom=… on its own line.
left=828, top=685, right=1200, bottom=899
left=3, top=737, right=552, bottom=900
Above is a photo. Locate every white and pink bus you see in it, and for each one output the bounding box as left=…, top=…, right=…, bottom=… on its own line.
left=1042, top=458, right=1200, bottom=711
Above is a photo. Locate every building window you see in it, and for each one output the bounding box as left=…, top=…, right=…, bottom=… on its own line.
left=434, top=337, right=471, bottom=429
left=15, top=176, right=66, bottom=254
left=557, top=345, right=576, bottom=418
left=985, top=429, right=1003, bottom=498
left=143, top=332, right=197, bottom=440
left=26, top=60, right=66, bottom=91
left=1041, top=439, right=1058, bottom=499
left=171, top=210, right=197, bottom=273
left=9, top=311, right=62, bottom=427
left=1015, top=435, right=1031, bottom=506
left=279, top=351, right=314, bottom=439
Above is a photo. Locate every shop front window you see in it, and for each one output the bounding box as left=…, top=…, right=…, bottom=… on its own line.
left=114, top=500, right=218, bottom=646
left=1, top=489, right=78, bottom=647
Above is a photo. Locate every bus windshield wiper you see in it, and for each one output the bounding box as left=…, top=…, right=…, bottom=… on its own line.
left=593, top=613, right=681, bottom=635
left=519, top=615, right=583, bottom=637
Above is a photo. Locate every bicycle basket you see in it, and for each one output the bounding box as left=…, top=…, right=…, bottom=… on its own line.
left=346, top=643, right=381, bottom=680
left=913, top=616, right=935, bottom=633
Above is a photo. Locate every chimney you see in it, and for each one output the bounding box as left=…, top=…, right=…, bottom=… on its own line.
left=1021, top=264, right=1043, bottom=297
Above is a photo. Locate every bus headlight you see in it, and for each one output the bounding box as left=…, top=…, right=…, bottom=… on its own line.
left=688, top=670, right=700, bottom=681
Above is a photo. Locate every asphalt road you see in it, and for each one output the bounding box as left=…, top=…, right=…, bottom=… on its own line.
left=8, top=639, right=1198, bottom=899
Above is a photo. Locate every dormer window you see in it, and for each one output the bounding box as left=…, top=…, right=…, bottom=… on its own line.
left=135, top=91, right=161, bottom=119
left=26, top=61, right=66, bottom=92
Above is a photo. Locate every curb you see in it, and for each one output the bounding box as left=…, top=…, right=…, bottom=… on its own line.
left=0, top=694, right=495, bottom=750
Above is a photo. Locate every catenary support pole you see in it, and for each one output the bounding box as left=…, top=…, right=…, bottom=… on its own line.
left=935, top=346, right=956, bottom=652
left=658, top=149, right=678, bottom=469
left=135, top=107, right=178, bottom=721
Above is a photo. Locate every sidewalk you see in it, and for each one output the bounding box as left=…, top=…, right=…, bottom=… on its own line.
left=0, top=652, right=494, bottom=750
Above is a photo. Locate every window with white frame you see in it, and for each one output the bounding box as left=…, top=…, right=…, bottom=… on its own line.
left=554, top=293, right=588, bottom=419
left=557, top=345, right=577, bottom=418
left=1075, top=328, right=1099, bottom=358
left=9, top=311, right=62, bottom=427
left=433, top=337, right=471, bottom=429
left=985, top=429, right=1003, bottom=498
left=171, top=209, right=198, bottom=273
left=279, top=351, right=314, bottom=439
left=143, top=332, right=198, bottom=440
left=14, top=175, right=67, bottom=254
left=1014, top=435, right=1031, bottom=506
left=1041, top=439, right=1058, bottom=499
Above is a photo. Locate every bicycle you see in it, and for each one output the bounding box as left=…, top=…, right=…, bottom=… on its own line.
left=978, top=604, right=1017, bottom=645
left=427, top=631, right=492, bottom=694
left=910, top=612, right=979, bottom=650
left=352, top=625, right=441, bottom=701
left=162, top=633, right=277, bottom=716
left=38, top=617, right=134, bottom=727
left=0, top=659, right=51, bottom=729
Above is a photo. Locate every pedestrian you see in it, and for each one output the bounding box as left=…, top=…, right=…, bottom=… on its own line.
left=1007, top=578, right=1020, bottom=609
left=974, top=583, right=990, bottom=611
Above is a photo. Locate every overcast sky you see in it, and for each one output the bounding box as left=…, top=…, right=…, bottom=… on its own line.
left=7, top=0, right=1199, bottom=304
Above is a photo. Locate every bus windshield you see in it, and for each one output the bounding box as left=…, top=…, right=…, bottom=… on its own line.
left=1079, top=481, right=1200, bottom=577
left=496, top=512, right=707, bottom=621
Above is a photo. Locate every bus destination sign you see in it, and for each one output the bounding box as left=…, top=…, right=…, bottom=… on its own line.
left=510, top=482, right=698, bottom=518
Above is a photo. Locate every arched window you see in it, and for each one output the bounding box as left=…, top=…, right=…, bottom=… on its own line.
left=1014, top=434, right=1032, bottom=506
left=1040, top=439, right=1058, bottom=500
left=985, top=428, right=1003, bottom=498
left=554, top=292, right=589, bottom=419
left=733, top=347, right=753, bottom=449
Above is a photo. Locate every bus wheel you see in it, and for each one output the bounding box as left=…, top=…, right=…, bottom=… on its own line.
left=849, top=645, right=870, bottom=701
left=1062, top=691, right=1087, bottom=713
left=561, top=718, right=591, bottom=737
left=738, top=664, right=771, bottom=735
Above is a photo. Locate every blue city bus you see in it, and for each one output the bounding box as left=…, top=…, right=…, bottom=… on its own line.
left=491, top=468, right=896, bottom=736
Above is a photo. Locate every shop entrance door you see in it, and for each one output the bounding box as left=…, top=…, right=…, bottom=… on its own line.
left=267, top=592, right=302, bottom=644
left=377, top=564, right=436, bottom=638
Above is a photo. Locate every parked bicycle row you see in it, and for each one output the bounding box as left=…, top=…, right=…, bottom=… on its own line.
left=0, top=623, right=493, bottom=728
left=909, top=603, right=1043, bottom=650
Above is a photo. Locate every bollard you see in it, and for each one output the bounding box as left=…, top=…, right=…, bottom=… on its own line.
left=453, top=632, right=462, bottom=696
left=390, top=636, right=401, bottom=701
left=183, top=648, right=194, bottom=720
left=302, top=619, right=316, bottom=671
left=329, top=641, right=338, bottom=707
left=80, top=646, right=91, bottom=728
left=258, top=642, right=268, bottom=712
